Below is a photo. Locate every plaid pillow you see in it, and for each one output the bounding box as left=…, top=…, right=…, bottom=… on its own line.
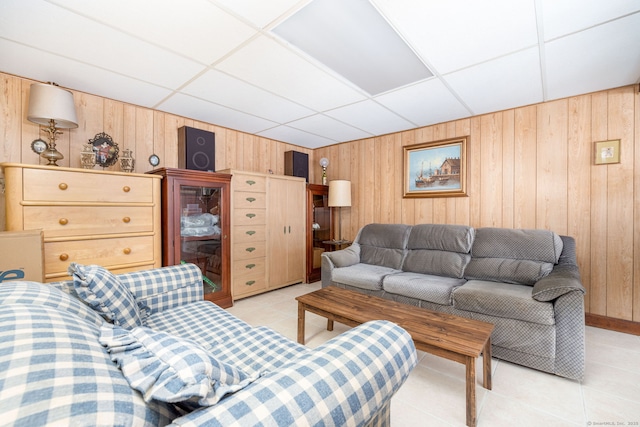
left=99, top=325, right=261, bottom=408
left=70, top=263, right=144, bottom=329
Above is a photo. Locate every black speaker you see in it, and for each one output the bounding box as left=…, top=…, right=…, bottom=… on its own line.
left=285, top=150, right=309, bottom=182
left=178, top=126, right=215, bottom=172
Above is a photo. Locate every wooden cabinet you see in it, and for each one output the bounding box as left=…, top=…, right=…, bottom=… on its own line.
left=220, top=169, right=305, bottom=299
left=148, top=168, right=232, bottom=308
left=306, top=184, right=331, bottom=283
left=1, top=163, right=162, bottom=282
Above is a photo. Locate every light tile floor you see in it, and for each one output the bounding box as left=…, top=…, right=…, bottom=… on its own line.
left=226, top=282, right=640, bottom=426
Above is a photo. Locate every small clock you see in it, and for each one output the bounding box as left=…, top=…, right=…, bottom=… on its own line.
left=149, top=154, right=160, bottom=167
left=31, top=138, right=48, bottom=154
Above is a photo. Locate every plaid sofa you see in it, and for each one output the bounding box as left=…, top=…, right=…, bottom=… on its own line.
left=0, top=263, right=417, bottom=426
left=322, top=223, right=586, bottom=381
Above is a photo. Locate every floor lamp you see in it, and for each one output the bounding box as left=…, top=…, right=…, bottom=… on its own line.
left=328, top=180, right=351, bottom=243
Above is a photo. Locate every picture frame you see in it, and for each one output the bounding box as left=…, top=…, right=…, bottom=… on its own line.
left=89, top=132, right=119, bottom=168
left=594, top=139, right=620, bottom=165
left=403, top=137, right=468, bottom=198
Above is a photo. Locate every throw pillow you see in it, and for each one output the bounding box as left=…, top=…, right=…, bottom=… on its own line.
left=70, top=263, right=144, bottom=329
left=99, top=325, right=260, bottom=407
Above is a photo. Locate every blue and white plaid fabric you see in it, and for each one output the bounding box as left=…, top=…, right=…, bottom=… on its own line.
left=169, top=320, right=418, bottom=427
left=100, top=325, right=261, bottom=408
left=0, top=303, right=180, bottom=426
left=70, top=263, right=145, bottom=329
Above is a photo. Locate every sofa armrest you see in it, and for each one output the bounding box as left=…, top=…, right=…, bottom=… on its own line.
left=116, top=264, right=204, bottom=315
left=169, top=320, right=417, bottom=427
left=321, top=244, right=361, bottom=288
left=532, top=235, right=585, bottom=302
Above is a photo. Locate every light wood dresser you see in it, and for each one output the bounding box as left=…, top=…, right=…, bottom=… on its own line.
left=1, top=163, right=162, bottom=282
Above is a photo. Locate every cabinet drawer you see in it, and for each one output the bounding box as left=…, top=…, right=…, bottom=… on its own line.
left=233, top=266, right=267, bottom=296
left=24, top=206, right=154, bottom=238
left=234, top=191, right=266, bottom=209
left=23, top=168, right=154, bottom=203
left=233, top=174, right=266, bottom=192
left=45, top=236, right=155, bottom=273
left=233, top=225, right=266, bottom=244
left=233, top=240, right=266, bottom=260
left=234, top=208, right=266, bottom=226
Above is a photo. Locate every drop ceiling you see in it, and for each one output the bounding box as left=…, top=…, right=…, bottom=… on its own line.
left=1, top=0, right=639, bottom=149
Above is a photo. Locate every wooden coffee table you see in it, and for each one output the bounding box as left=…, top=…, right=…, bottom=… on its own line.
left=296, top=286, right=494, bottom=427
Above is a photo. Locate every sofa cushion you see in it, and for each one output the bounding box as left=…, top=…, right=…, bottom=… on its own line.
left=465, top=228, right=563, bottom=285
left=382, top=272, right=466, bottom=305
left=0, top=304, right=179, bottom=426
left=453, top=280, right=555, bottom=325
left=331, top=263, right=401, bottom=291
left=358, top=223, right=412, bottom=269
left=70, top=263, right=145, bottom=329
left=99, top=325, right=260, bottom=408
left=402, top=224, right=474, bottom=278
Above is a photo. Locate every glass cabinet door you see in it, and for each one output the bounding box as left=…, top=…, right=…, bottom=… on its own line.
left=178, top=183, right=225, bottom=299
left=306, top=184, right=330, bottom=283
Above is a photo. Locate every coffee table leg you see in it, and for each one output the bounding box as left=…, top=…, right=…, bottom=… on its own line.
left=327, top=319, right=334, bottom=331
left=466, top=357, right=476, bottom=427
left=297, top=302, right=306, bottom=344
left=483, top=337, right=492, bottom=390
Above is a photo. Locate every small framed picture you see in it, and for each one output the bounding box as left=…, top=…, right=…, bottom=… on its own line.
left=594, top=139, right=620, bottom=165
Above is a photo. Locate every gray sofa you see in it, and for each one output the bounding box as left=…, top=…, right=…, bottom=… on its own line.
left=0, top=263, right=417, bottom=426
left=321, top=223, right=586, bottom=381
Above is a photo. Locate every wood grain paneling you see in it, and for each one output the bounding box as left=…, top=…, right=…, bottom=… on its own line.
left=1, top=72, right=638, bottom=326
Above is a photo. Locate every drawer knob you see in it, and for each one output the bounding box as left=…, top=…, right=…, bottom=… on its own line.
left=245, top=263, right=256, bottom=269
left=123, top=248, right=131, bottom=255
left=122, top=186, right=131, bottom=193
left=246, top=230, right=256, bottom=236
left=59, top=218, right=68, bottom=225
left=246, top=197, right=256, bottom=203
left=59, top=253, right=69, bottom=261
left=246, top=180, right=256, bottom=186
left=246, top=247, right=256, bottom=253
left=246, top=213, right=256, bottom=219
left=58, top=183, right=68, bottom=190
left=246, top=280, right=256, bottom=286
left=122, top=217, right=131, bottom=223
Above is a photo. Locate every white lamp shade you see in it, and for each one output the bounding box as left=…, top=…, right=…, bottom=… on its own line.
left=27, top=83, right=78, bottom=129
left=328, top=180, right=351, bottom=207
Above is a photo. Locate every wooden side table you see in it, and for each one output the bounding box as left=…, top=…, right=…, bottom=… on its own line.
left=322, top=240, right=352, bottom=251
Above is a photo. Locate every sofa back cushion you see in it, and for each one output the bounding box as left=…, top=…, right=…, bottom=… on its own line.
left=402, top=224, right=475, bottom=278
left=357, top=224, right=412, bottom=269
left=465, top=228, right=564, bottom=285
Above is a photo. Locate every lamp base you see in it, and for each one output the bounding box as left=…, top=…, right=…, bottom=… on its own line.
left=41, top=146, right=64, bottom=166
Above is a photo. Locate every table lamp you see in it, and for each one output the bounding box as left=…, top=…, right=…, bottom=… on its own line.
left=328, top=180, right=351, bottom=242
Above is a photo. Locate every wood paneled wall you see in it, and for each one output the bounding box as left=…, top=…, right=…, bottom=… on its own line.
left=1, top=72, right=639, bottom=324
left=314, top=85, right=640, bottom=324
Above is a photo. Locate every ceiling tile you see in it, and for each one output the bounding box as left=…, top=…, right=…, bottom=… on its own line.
left=216, top=35, right=367, bottom=111
left=48, top=0, right=257, bottom=65
left=444, top=47, right=543, bottom=115
left=258, top=125, right=336, bottom=149
left=287, top=114, right=373, bottom=142
left=541, top=0, right=640, bottom=40
left=544, top=13, right=640, bottom=101
left=212, top=0, right=304, bottom=29
left=374, top=0, right=538, bottom=74
left=0, top=0, right=205, bottom=88
left=0, top=39, right=172, bottom=107
left=182, top=70, right=314, bottom=123
left=325, top=100, right=416, bottom=136
left=375, top=79, right=471, bottom=127
left=157, top=93, right=277, bottom=134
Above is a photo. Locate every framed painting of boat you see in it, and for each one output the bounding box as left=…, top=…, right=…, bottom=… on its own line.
left=403, top=137, right=468, bottom=198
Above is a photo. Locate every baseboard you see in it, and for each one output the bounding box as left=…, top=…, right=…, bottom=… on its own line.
left=585, top=313, right=640, bottom=336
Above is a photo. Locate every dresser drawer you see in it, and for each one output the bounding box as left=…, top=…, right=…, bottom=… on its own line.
left=233, top=225, right=266, bottom=244
left=233, top=240, right=266, bottom=260
left=233, top=174, right=266, bottom=192
left=24, top=206, right=154, bottom=238
left=234, top=191, right=266, bottom=209
left=45, top=236, right=155, bottom=273
left=23, top=168, right=154, bottom=203
left=233, top=263, right=267, bottom=297
left=234, top=208, right=266, bottom=226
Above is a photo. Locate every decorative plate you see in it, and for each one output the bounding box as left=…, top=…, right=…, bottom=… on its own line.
left=31, top=138, right=48, bottom=154
left=149, top=154, right=160, bottom=167
left=89, top=132, right=119, bottom=167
